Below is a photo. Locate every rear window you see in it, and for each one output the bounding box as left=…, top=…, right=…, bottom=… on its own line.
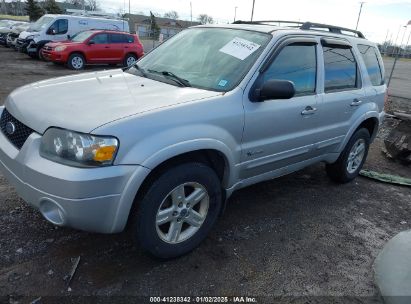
left=323, top=46, right=358, bottom=92
left=357, top=44, right=384, bottom=86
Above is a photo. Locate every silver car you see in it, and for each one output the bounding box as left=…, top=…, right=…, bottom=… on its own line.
left=0, top=21, right=386, bottom=258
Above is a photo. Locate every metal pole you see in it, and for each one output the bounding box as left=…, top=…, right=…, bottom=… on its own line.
left=251, top=0, right=255, bottom=21
left=129, top=0, right=130, bottom=15
left=190, top=2, right=193, bottom=26
left=234, top=7, right=238, bottom=22
left=388, top=26, right=408, bottom=87
left=355, top=2, right=365, bottom=30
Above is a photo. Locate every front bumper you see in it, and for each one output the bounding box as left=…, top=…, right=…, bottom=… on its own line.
left=16, top=38, right=30, bottom=52
left=41, top=49, right=68, bottom=62
left=0, top=107, right=150, bottom=233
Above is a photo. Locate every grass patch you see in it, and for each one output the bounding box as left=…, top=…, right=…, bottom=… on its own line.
left=0, top=15, right=29, bottom=22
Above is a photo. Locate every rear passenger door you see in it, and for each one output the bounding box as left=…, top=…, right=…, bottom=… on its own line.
left=109, top=33, right=127, bottom=61
left=314, top=38, right=365, bottom=155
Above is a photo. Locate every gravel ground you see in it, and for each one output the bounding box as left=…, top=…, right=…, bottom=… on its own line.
left=0, top=47, right=410, bottom=304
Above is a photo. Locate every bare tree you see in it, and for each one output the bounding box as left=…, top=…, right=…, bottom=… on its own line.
left=86, top=0, right=99, bottom=11
left=197, top=14, right=214, bottom=25
left=65, top=0, right=82, bottom=8
left=164, top=10, right=179, bottom=20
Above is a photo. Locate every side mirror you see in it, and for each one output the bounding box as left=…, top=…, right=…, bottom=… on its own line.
left=67, top=34, right=71, bottom=40
left=255, top=79, right=295, bottom=102
left=88, top=40, right=95, bottom=45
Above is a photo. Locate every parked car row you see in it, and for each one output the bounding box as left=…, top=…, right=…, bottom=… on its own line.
left=0, top=20, right=30, bottom=48
left=0, top=14, right=144, bottom=69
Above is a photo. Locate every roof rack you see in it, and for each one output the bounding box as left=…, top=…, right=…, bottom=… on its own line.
left=232, top=20, right=365, bottom=39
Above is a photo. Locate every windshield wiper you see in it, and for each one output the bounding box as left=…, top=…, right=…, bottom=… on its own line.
left=147, top=69, right=191, bottom=87
left=128, top=63, right=147, bottom=77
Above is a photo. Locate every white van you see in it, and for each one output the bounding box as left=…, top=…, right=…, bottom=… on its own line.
left=16, top=14, right=129, bottom=58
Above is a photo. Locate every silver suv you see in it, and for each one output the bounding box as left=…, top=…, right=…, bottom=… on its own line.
left=0, top=21, right=386, bottom=258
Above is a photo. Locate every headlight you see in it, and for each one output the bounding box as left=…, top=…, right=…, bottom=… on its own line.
left=40, top=128, right=119, bottom=167
left=54, top=45, right=66, bottom=52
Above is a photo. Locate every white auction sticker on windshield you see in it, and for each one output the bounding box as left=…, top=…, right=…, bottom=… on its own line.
left=219, top=37, right=261, bottom=60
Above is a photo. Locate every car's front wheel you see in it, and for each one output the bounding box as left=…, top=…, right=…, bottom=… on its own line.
left=326, top=128, right=370, bottom=183
left=67, top=53, right=85, bottom=70
left=133, top=162, right=222, bottom=259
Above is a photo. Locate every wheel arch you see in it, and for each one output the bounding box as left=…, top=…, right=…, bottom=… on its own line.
left=68, top=51, right=87, bottom=63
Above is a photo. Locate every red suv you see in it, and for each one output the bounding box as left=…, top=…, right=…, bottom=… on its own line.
left=42, top=30, right=144, bottom=70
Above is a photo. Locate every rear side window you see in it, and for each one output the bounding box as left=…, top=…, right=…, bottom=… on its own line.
left=90, top=33, right=108, bottom=44
left=357, top=44, right=384, bottom=86
left=323, top=46, right=358, bottom=92
left=126, top=35, right=134, bottom=43
left=110, top=34, right=127, bottom=43
left=263, top=44, right=317, bottom=95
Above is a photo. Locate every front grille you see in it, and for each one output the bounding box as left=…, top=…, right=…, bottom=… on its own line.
left=0, top=108, right=34, bottom=149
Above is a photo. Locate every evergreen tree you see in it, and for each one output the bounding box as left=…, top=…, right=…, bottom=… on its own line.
left=150, top=11, right=161, bottom=40
left=44, top=0, right=62, bottom=14
left=25, top=0, right=44, bottom=21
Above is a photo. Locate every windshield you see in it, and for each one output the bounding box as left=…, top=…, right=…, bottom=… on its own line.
left=28, top=16, right=53, bottom=32
left=132, top=28, right=271, bottom=91
left=71, top=31, right=95, bottom=42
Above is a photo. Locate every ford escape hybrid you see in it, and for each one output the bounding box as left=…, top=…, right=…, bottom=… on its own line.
left=0, top=21, right=386, bottom=258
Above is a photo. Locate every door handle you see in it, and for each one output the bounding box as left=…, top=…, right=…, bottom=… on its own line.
left=350, top=98, right=362, bottom=106
left=105, top=46, right=110, bottom=49
left=301, top=106, right=317, bottom=116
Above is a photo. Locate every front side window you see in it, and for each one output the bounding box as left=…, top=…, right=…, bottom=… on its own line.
left=263, top=44, right=317, bottom=95
left=358, top=44, right=384, bottom=86
left=49, top=19, right=68, bottom=35
left=323, top=46, right=358, bottom=92
left=90, top=33, right=108, bottom=44
left=132, top=28, right=271, bottom=91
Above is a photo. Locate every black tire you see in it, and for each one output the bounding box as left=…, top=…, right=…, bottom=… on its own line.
left=67, top=53, right=85, bottom=70
left=37, top=47, right=44, bottom=61
left=133, top=162, right=222, bottom=259
left=326, top=128, right=370, bottom=183
left=123, top=53, right=137, bottom=67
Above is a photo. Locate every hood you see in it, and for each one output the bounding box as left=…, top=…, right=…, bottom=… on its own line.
left=6, top=69, right=221, bottom=134
left=0, top=27, right=12, bottom=34
left=19, top=31, right=37, bottom=39
left=46, top=41, right=80, bottom=48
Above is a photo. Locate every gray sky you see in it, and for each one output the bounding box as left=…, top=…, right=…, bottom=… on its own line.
left=101, top=0, right=411, bottom=44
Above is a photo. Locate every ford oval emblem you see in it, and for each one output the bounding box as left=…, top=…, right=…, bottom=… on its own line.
left=6, top=121, right=16, bottom=135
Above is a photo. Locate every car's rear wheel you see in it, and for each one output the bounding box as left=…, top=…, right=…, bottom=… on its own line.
left=67, top=53, right=85, bottom=70
left=123, top=53, right=137, bottom=67
left=326, top=128, right=370, bottom=183
left=132, top=162, right=222, bottom=259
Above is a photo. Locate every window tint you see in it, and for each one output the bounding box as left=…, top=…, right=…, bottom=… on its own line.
left=110, top=33, right=127, bottom=43
left=49, top=19, right=68, bottom=35
left=323, top=46, right=358, bottom=92
left=90, top=33, right=108, bottom=44
left=263, top=44, right=317, bottom=95
left=358, top=44, right=383, bottom=86
left=126, top=35, right=134, bottom=43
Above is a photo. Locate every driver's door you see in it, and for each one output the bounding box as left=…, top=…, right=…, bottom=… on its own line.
left=46, top=19, right=68, bottom=42
left=240, top=38, right=321, bottom=179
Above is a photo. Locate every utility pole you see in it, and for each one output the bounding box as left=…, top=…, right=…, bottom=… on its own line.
left=388, top=25, right=408, bottom=87
left=129, top=0, right=130, bottom=15
left=251, top=0, right=255, bottom=21
left=190, top=2, right=193, bottom=26
left=355, top=2, right=365, bottom=30
left=234, top=6, right=238, bottom=22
